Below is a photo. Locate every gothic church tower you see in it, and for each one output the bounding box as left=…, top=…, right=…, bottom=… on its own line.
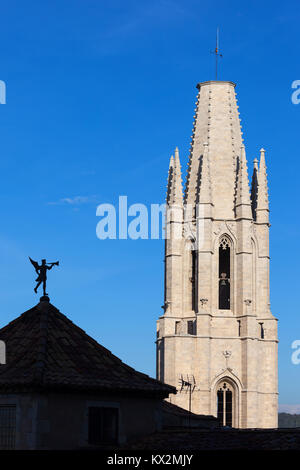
left=156, top=81, right=278, bottom=428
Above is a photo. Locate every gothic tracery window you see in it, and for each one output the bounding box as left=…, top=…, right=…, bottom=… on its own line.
left=219, top=236, right=230, bottom=250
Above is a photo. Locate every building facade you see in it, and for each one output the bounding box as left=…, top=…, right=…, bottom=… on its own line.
left=156, top=80, right=278, bottom=428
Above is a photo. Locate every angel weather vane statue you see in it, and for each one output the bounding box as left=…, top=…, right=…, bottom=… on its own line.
left=29, top=257, right=59, bottom=297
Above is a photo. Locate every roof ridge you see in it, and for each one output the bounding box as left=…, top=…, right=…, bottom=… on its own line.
left=33, top=302, right=51, bottom=384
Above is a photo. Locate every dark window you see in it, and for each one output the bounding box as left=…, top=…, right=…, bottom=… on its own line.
left=187, top=320, right=194, bottom=335
left=175, top=321, right=181, bottom=334
left=217, top=383, right=233, bottom=427
left=191, top=250, right=197, bottom=311
left=225, top=390, right=232, bottom=427
left=217, top=390, right=223, bottom=426
left=0, top=405, right=16, bottom=450
left=88, top=407, right=118, bottom=446
left=219, top=241, right=230, bottom=309
left=259, top=323, right=264, bottom=339
left=237, top=320, right=241, bottom=337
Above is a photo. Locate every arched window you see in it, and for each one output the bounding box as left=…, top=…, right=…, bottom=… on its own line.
left=219, top=236, right=231, bottom=310
left=217, top=381, right=234, bottom=427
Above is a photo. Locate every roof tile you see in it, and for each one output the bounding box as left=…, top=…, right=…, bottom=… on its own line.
left=0, top=298, right=175, bottom=396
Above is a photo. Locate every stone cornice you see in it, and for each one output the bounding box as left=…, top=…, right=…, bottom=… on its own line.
left=159, top=334, right=278, bottom=343
left=196, top=80, right=236, bottom=89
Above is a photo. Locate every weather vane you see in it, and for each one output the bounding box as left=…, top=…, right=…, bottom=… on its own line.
left=211, top=27, right=222, bottom=80
left=29, top=257, right=59, bottom=297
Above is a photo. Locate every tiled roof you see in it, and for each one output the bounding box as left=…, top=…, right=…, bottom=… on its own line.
left=127, top=428, right=300, bottom=450
left=0, top=297, right=175, bottom=396
left=162, top=401, right=218, bottom=421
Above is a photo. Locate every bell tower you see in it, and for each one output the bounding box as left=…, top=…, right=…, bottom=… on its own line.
left=156, top=81, right=278, bottom=428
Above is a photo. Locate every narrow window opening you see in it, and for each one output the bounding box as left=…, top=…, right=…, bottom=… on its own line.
left=219, top=238, right=230, bottom=310
left=217, top=382, right=234, bottom=427
left=217, top=390, right=223, bottom=426
left=175, top=321, right=181, bottom=334
left=88, top=407, right=118, bottom=446
left=259, top=322, right=264, bottom=339
left=191, top=250, right=197, bottom=311
left=237, top=320, right=241, bottom=337
left=0, top=405, right=16, bottom=450
left=187, top=320, right=194, bottom=335
left=225, top=390, right=233, bottom=427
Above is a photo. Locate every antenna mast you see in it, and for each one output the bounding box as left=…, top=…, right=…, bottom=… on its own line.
left=214, top=27, right=222, bottom=80
left=179, top=374, right=196, bottom=427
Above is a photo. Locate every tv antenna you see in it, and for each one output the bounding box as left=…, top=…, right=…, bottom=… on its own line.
left=179, top=374, right=196, bottom=426
left=211, top=27, right=223, bottom=80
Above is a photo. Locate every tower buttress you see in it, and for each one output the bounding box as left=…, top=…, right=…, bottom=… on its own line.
left=164, top=148, right=183, bottom=317
left=255, top=148, right=271, bottom=315
left=256, top=148, right=269, bottom=224
left=235, top=145, right=252, bottom=219
left=235, top=145, right=253, bottom=317
left=196, top=142, right=214, bottom=313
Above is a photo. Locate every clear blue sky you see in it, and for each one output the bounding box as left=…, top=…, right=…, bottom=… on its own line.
left=0, top=0, right=299, bottom=405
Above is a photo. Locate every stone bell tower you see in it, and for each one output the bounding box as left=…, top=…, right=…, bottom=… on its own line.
left=156, top=80, right=278, bottom=428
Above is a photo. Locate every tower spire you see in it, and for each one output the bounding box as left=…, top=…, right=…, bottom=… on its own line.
left=166, top=155, right=174, bottom=204
left=167, top=147, right=183, bottom=206
left=185, top=81, right=243, bottom=219
left=256, top=148, right=269, bottom=222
